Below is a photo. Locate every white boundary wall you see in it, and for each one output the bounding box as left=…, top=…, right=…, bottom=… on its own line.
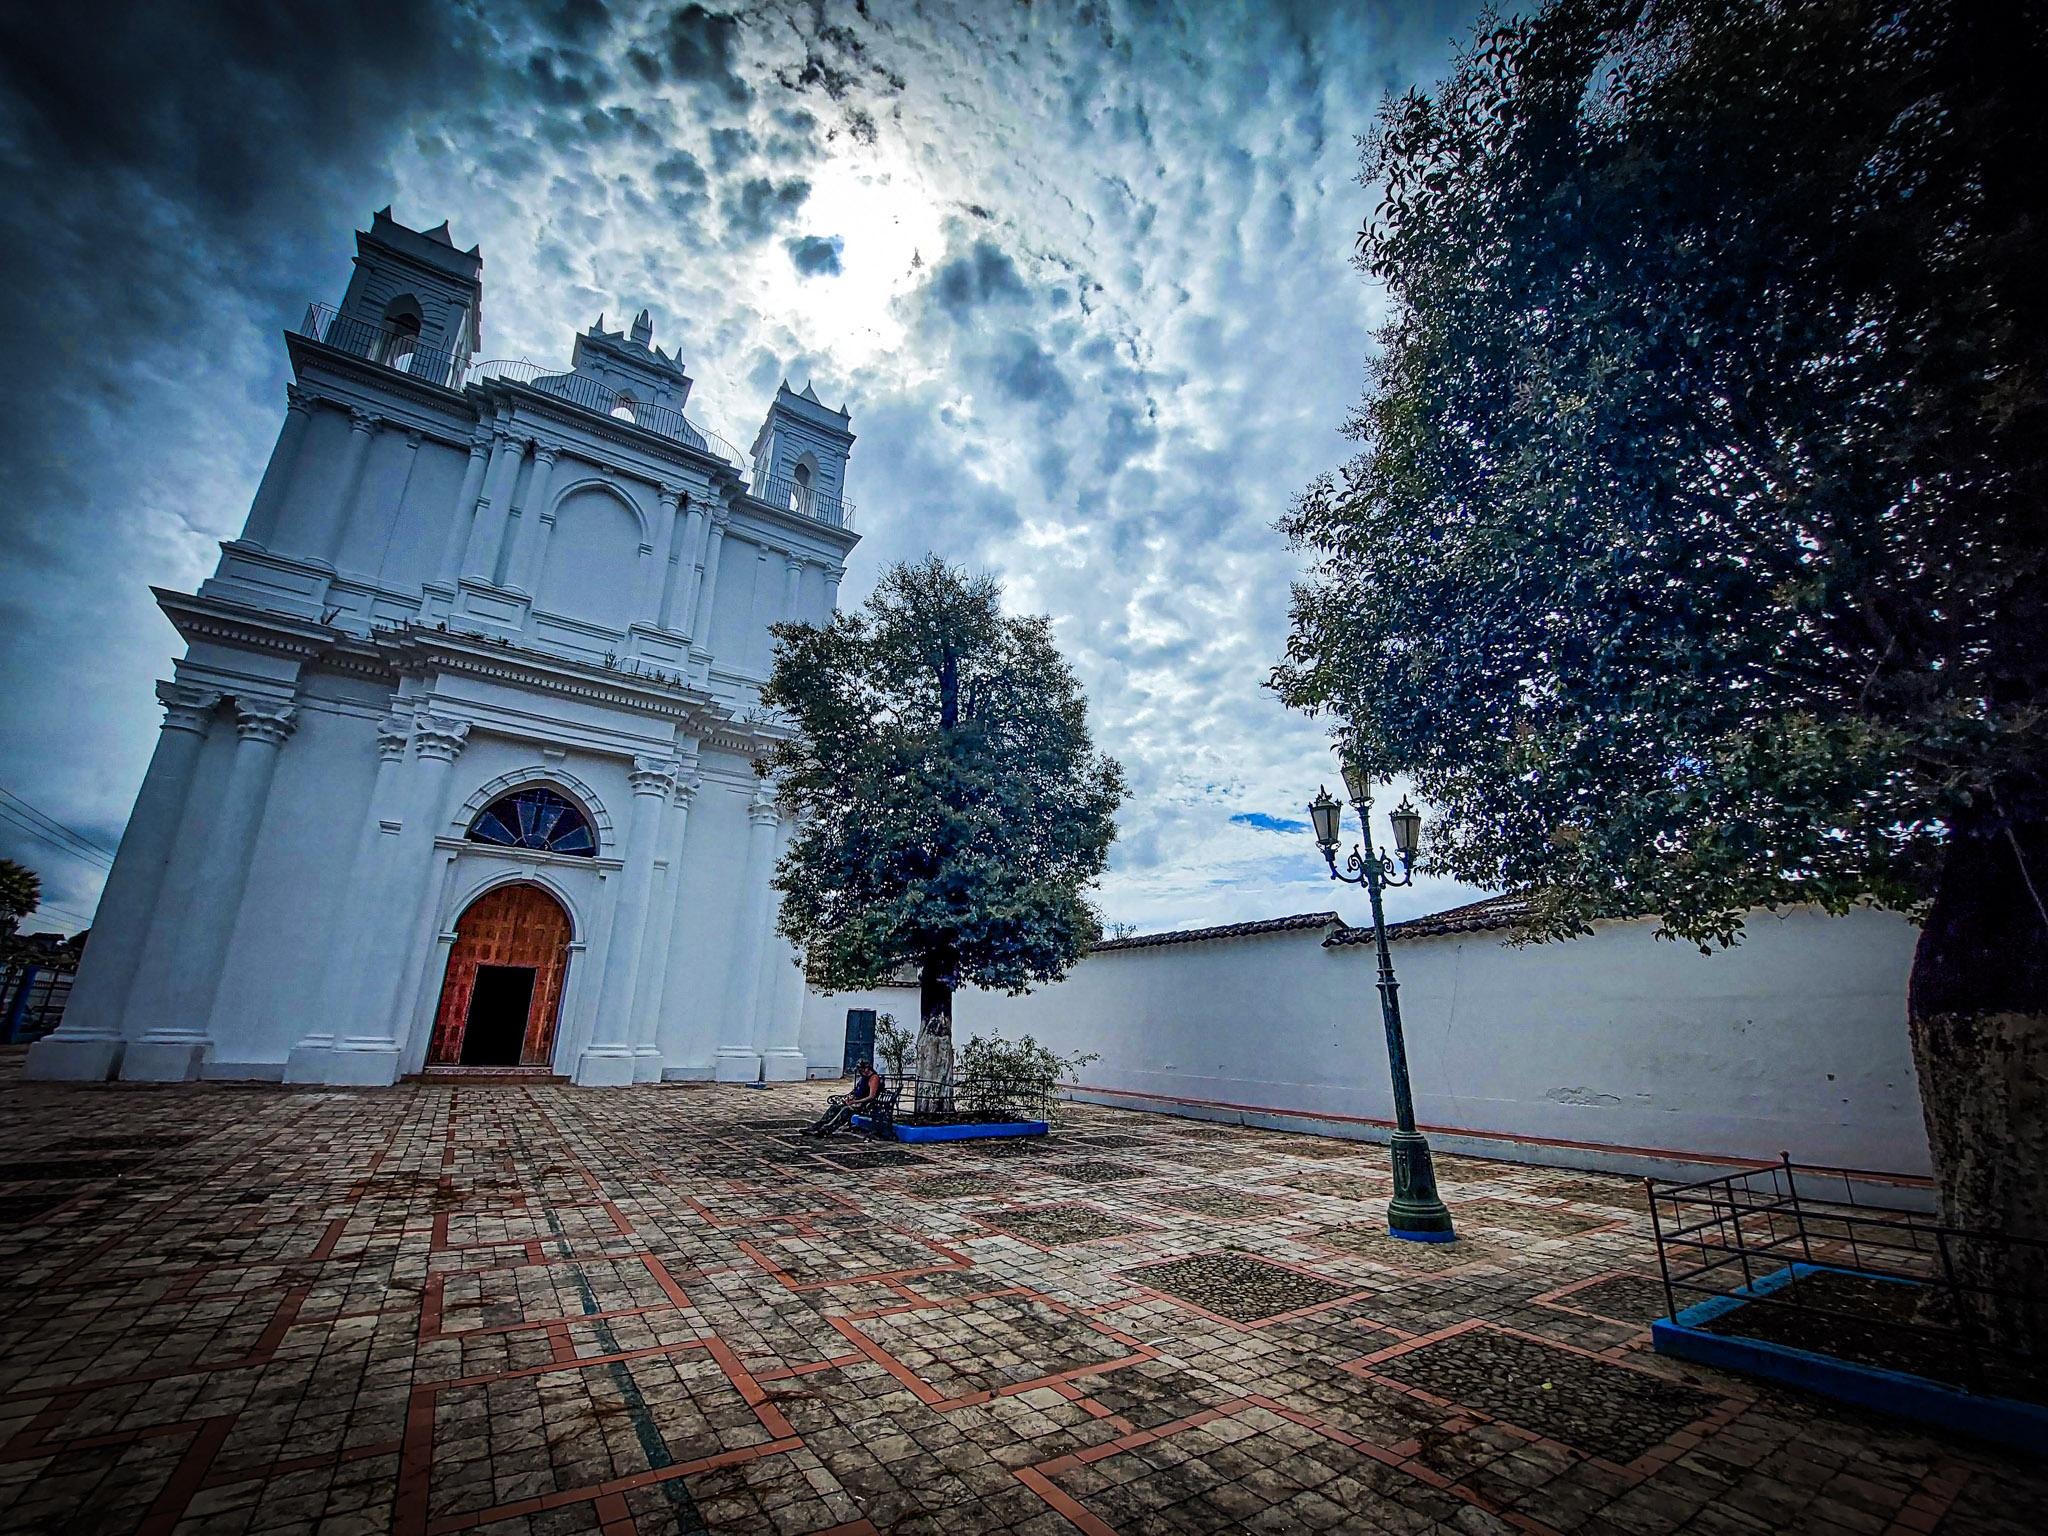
left=802, top=906, right=1930, bottom=1180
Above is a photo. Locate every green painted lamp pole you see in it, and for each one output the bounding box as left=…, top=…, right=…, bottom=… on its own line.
left=1308, top=758, right=1456, bottom=1242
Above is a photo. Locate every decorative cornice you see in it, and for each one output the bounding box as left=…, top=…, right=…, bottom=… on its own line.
left=374, top=711, right=412, bottom=761
left=412, top=711, right=471, bottom=761
left=629, top=754, right=682, bottom=797
left=235, top=702, right=297, bottom=745
left=156, top=681, right=222, bottom=735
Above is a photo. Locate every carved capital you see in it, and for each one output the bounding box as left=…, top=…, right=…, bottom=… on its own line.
left=234, top=702, right=297, bottom=746
left=411, top=712, right=471, bottom=762
left=156, top=681, right=222, bottom=736
left=283, top=384, right=315, bottom=417
left=785, top=553, right=806, bottom=575
left=748, top=782, right=781, bottom=827
left=467, top=427, right=494, bottom=458
left=656, top=482, right=683, bottom=511
left=403, top=428, right=424, bottom=450
left=347, top=407, right=379, bottom=434
left=709, top=510, right=732, bottom=532
left=531, top=442, right=561, bottom=465
left=671, top=775, right=702, bottom=810
left=629, top=754, right=681, bottom=797
left=374, top=711, right=412, bottom=761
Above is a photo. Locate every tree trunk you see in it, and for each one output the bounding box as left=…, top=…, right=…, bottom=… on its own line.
left=1907, top=814, right=2048, bottom=1356
left=915, top=950, right=955, bottom=1116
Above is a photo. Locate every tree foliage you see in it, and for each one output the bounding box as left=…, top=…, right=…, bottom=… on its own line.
left=1275, top=0, right=2047, bottom=950
left=0, top=859, right=41, bottom=946
left=762, top=556, right=1125, bottom=1003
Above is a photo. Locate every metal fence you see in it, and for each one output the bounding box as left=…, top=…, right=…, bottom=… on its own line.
left=890, top=1073, right=1060, bottom=1124
left=1646, top=1155, right=2047, bottom=1397
left=299, top=304, right=467, bottom=389
left=2, top=963, right=74, bottom=1044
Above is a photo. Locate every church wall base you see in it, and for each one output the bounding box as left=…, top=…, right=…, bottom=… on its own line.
left=22, top=1036, right=124, bottom=1082
left=713, top=1048, right=762, bottom=1083
left=122, top=1039, right=210, bottom=1082
left=760, top=1048, right=807, bottom=1083
left=572, top=1047, right=637, bottom=1087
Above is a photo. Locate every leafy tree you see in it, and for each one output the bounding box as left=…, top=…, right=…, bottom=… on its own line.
left=1276, top=0, right=2048, bottom=1283
left=764, top=557, right=1125, bottom=1110
left=0, top=859, right=40, bottom=948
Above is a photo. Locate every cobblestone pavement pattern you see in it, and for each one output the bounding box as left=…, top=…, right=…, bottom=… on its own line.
left=1, top=1054, right=2042, bottom=1535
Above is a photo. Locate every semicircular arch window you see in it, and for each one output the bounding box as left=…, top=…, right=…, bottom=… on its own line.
left=467, top=788, right=596, bottom=856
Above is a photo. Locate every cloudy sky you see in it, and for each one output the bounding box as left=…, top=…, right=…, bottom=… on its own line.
left=0, top=0, right=1490, bottom=940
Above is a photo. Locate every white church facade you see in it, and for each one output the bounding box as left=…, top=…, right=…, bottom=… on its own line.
left=29, top=208, right=858, bottom=1088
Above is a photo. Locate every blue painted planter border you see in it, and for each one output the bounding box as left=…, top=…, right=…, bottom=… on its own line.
left=1651, top=1262, right=2048, bottom=1456
left=850, top=1116, right=1049, bottom=1143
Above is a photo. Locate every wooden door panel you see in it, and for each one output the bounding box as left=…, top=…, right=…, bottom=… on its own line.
left=428, top=884, right=573, bottom=1067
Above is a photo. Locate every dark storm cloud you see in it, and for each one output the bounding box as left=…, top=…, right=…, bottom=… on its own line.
left=928, top=240, right=1030, bottom=321
left=627, top=4, right=751, bottom=105
left=990, top=333, right=1073, bottom=411
left=721, top=175, right=810, bottom=242
left=786, top=235, right=845, bottom=276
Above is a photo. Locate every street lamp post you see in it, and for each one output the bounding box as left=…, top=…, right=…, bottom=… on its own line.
left=1308, top=760, right=1456, bottom=1242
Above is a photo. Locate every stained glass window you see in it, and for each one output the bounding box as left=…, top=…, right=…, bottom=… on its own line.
left=467, top=788, right=596, bottom=856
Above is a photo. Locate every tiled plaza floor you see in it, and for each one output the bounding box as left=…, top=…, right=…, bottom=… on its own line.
left=2, top=1055, right=2043, bottom=1536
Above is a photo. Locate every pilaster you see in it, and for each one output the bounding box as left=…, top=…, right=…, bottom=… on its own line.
left=631, top=751, right=699, bottom=1081
left=240, top=386, right=315, bottom=550
left=123, top=700, right=297, bottom=1082
left=713, top=784, right=781, bottom=1083
left=576, top=753, right=679, bottom=1086
left=26, top=683, right=221, bottom=1081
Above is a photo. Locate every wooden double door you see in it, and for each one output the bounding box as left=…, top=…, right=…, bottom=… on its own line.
left=428, top=883, right=572, bottom=1068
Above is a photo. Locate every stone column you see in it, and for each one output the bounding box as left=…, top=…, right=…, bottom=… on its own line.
left=714, top=784, right=781, bottom=1082
left=434, top=428, right=495, bottom=591
left=691, top=515, right=730, bottom=646
left=124, top=700, right=296, bottom=1081
left=365, top=712, right=472, bottom=1071
left=26, top=683, right=220, bottom=1081
left=576, top=754, right=679, bottom=1086
left=671, top=502, right=707, bottom=634
left=240, top=387, right=315, bottom=549
left=311, top=408, right=378, bottom=567
left=630, top=759, right=698, bottom=1081
left=635, top=484, right=681, bottom=628
left=504, top=441, right=562, bottom=596
left=284, top=711, right=412, bottom=1084
left=754, top=808, right=807, bottom=1082
left=823, top=565, right=844, bottom=619
left=461, top=429, right=523, bottom=585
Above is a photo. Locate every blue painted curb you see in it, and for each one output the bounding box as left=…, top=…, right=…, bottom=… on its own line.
left=1388, top=1227, right=1458, bottom=1243
left=1652, top=1262, right=2048, bottom=1456
left=850, top=1117, right=1049, bottom=1143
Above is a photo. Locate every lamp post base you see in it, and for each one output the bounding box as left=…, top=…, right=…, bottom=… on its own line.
left=1386, top=1128, right=1457, bottom=1242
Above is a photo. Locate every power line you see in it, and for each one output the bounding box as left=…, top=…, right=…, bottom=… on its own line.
left=0, top=806, right=115, bottom=872
left=28, top=899, right=94, bottom=928
left=0, top=787, right=118, bottom=861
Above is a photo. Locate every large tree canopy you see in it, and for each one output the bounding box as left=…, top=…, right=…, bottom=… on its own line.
left=763, top=556, right=1124, bottom=1097
left=1275, top=0, right=2047, bottom=1280
left=1279, top=0, right=2045, bottom=946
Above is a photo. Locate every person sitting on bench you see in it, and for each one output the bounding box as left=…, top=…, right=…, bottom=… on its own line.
left=806, top=1060, right=885, bottom=1137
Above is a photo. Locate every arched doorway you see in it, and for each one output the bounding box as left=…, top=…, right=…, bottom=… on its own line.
left=428, top=884, right=573, bottom=1068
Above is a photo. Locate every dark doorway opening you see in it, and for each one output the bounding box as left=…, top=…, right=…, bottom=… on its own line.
left=842, top=1009, right=877, bottom=1077
left=463, top=965, right=536, bottom=1066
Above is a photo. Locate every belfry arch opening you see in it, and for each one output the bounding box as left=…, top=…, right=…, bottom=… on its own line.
left=427, top=883, right=573, bottom=1069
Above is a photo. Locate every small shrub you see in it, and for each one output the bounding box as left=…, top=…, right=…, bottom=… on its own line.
left=955, top=1031, right=1099, bottom=1125
left=873, top=1013, right=915, bottom=1078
